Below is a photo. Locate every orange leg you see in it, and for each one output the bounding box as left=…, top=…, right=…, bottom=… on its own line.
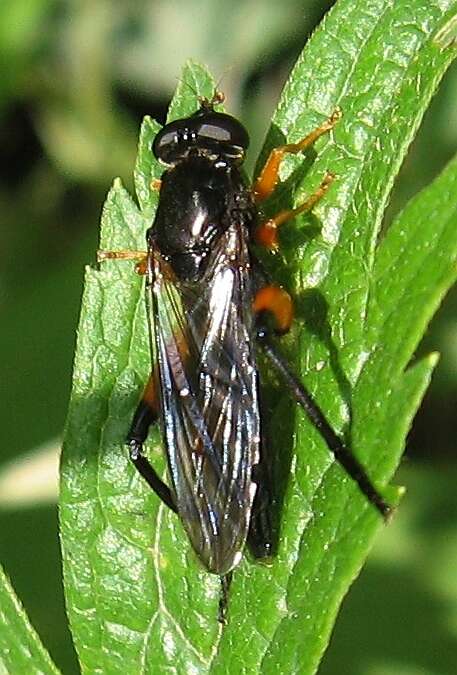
left=253, top=285, right=294, bottom=334
left=253, top=108, right=341, bottom=202
left=255, top=171, right=335, bottom=250
left=97, top=249, right=148, bottom=275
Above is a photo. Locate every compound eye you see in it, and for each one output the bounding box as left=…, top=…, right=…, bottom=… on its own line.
left=195, top=112, right=249, bottom=151
left=197, top=123, right=232, bottom=143
left=152, top=110, right=250, bottom=164
left=152, top=129, right=175, bottom=161
left=152, top=121, right=196, bottom=163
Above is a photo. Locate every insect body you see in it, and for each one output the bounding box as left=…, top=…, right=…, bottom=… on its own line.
left=98, top=93, right=391, bottom=620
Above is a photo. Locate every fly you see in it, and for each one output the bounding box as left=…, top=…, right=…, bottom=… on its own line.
left=98, top=92, right=392, bottom=623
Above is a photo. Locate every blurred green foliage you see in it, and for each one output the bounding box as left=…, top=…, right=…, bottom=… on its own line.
left=0, top=1, right=456, bottom=673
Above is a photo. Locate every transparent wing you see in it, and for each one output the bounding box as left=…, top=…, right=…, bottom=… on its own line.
left=148, top=222, right=259, bottom=575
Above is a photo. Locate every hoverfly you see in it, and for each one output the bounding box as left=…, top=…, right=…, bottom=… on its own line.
left=98, top=92, right=391, bottom=622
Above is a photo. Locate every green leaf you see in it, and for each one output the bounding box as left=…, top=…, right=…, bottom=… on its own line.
left=60, top=2, right=457, bottom=674
left=0, top=564, right=60, bottom=674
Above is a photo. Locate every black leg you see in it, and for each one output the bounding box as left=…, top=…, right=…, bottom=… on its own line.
left=256, top=330, right=392, bottom=521
left=218, top=572, right=233, bottom=624
left=127, top=396, right=177, bottom=513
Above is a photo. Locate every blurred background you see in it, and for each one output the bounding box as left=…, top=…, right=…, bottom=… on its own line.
left=0, top=1, right=456, bottom=673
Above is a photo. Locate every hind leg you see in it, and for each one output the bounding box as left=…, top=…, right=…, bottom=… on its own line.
left=127, top=374, right=176, bottom=513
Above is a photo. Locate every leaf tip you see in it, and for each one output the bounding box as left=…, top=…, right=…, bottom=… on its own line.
left=397, top=484, right=407, bottom=498
left=425, top=351, right=440, bottom=369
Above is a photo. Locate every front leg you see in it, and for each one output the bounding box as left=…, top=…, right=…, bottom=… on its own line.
left=254, top=172, right=335, bottom=250
left=253, top=109, right=341, bottom=202
left=252, top=110, right=341, bottom=250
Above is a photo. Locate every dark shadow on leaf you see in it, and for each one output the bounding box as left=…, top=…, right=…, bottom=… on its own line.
left=251, top=348, right=298, bottom=560
left=279, top=220, right=322, bottom=250
left=294, top=288, right=353, bottom=415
